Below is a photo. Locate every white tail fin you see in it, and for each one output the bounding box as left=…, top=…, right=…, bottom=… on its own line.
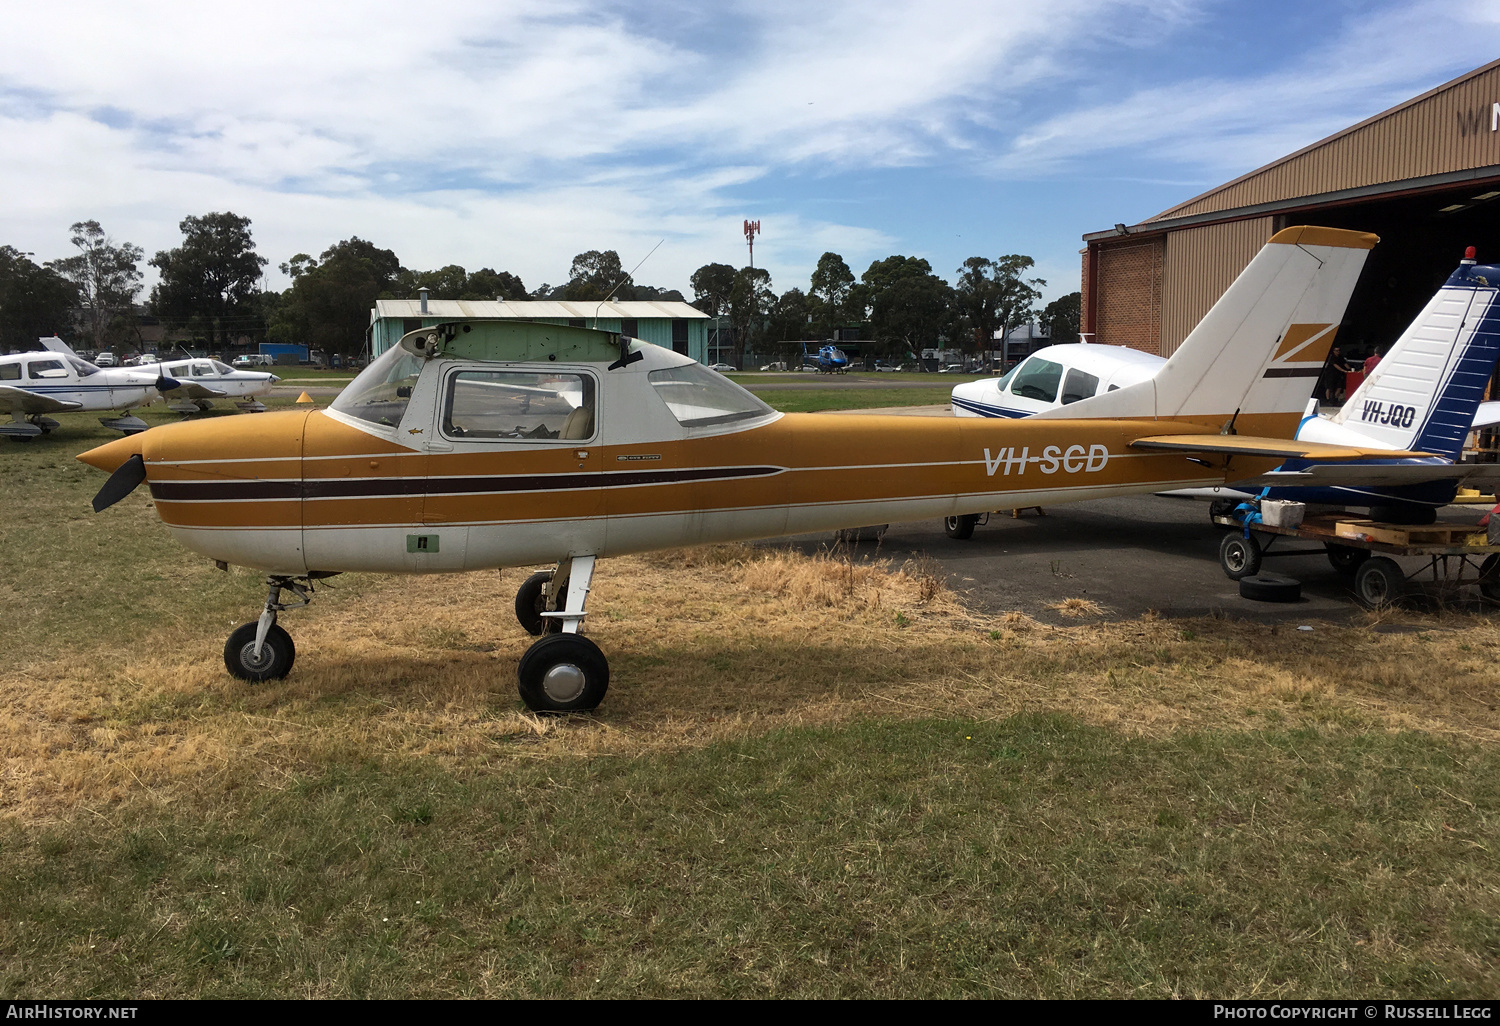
left=1035, top=226, right=1376, bottom=435
left=1330, top=261, right=1500, bottom=458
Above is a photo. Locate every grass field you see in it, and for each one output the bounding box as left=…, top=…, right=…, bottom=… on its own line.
left=0, top=407, right=1497, bottom=997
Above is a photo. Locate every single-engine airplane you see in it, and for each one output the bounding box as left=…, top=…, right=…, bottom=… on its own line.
left=1, top=339, right=174, bottom=439
left=79, top=227, right=1420, bottom=713
left=149, top=356, right=281, bottom=414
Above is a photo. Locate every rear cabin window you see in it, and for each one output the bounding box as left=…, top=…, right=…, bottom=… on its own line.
left=1060, top=368, right=1100, bottom=404
left=648, top=363, right=774, bottom=428
left=443, top=371, right=595, bottom=441
left=0, top=363, right=19, bottom=380
left=1008, top=358, right=1063, bottom=403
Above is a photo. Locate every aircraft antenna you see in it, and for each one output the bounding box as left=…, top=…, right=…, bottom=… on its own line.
left=594, top=238, right=666, bottom=329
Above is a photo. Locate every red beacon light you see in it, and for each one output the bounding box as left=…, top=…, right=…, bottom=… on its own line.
left=1464, top=246, right=1477, bottom=262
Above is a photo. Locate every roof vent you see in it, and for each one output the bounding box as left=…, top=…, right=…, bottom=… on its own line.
left=417, top=286, right=429, bottom=314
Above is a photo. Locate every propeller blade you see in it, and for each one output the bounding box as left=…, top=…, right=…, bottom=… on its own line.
left=92, top=454, right=147, bottom=512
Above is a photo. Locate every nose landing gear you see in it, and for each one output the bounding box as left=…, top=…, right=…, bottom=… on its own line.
left=224, top=575, right=325, bottom=682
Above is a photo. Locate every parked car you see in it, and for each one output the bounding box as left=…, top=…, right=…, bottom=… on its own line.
left=94, top=352, right=117, bottom=367
left=709, top=362, right=737, bottom=373
left=232, top=354, right=274, bottom=368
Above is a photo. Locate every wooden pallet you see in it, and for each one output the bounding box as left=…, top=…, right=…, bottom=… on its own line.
left=1334, top=520, right=1487, bottom=546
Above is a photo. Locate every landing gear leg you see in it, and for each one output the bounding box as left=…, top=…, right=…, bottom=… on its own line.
left=224, top=576, right=313, bottom=681
left=518, top=556, right=610, bottom=712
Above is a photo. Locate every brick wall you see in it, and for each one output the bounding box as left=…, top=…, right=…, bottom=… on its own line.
left=1094, top=236, right=1163, bottom=355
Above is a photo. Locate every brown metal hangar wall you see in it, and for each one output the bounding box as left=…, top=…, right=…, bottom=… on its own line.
left=1083, top=58, right=1500, bottom=358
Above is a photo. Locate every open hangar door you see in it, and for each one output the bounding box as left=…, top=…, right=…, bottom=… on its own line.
left=1293, top=181, right=1500, bottom=358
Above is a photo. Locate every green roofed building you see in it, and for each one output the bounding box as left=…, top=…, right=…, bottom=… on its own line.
left=370, top=297, right=711, bottom=362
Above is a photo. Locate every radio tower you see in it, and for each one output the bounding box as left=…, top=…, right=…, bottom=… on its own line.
left=744, top=219, right=761, bottom=268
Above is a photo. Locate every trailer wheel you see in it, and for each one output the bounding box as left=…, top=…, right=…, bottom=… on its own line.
left=1219, top=533, right=1262, bottom=580
left=1325, top=543, right=1370, bottom=576
left=1239, top=574, right=1301, bottom=603
left=1354, top=556, right=1405, bottom=609
left=1480, top=554, right=1500, bottom=602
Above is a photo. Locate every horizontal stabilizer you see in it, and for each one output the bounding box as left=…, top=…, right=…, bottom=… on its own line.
left=1129, top=434, right=1434, bottom=461
left=1228, top=465, right=1490, bottom=487
left=1473, top=401, right=1500, bottom=429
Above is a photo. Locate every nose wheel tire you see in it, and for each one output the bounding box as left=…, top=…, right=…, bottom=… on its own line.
left=1219, top=533, right=1263, bottom=580
left=517, top=633, right=609, bottom=713
left=515, top=572, right=568, bottom=636
left=944, top=514, right=977, bottom=540
left=224, top=622, right=296, bottom=682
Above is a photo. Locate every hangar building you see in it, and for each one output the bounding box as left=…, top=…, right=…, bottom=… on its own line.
left=1083, top=59, right=1500, bottom=359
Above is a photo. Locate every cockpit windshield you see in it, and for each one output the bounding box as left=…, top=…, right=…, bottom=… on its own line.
left=331, top=346, right=426, bottom=428
left=68, top=357, right=98, bottom=377
left=648, top=363, right=775, bottom=428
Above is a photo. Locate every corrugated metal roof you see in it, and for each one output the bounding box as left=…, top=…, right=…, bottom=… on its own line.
left=1142, top=59, right=1500, bottom=224
left=373, top=299, right=709, bottom=320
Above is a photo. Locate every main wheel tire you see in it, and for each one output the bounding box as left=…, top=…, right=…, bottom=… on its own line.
left=1219, top=532, right=1263, bottom=580
left=1480, top=554, right=1500, bottom=601
left=944, top=514, right=977, bottom=540
left=1354, top=556, right=1405, bottom=609
left=1326, top=543, right=1370, bottom=576
left=1239, top=574, right=1302, bottom=602
left=517, top=633, right=609, bottom=713
left=515, top=571, right=551, bottom=636
left=224, top=622, right=296, bottom=682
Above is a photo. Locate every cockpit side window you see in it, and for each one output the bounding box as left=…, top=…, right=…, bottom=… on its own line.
left=1060, top=368, right=1100, bottom=404
left=1008, top=358, right=1063, bottom=403
left=443, top=371, right=595, bottom=441
left=28, top=359, right=66, bottom=379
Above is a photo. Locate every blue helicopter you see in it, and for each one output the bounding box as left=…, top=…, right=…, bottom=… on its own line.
left=806, top=343, right=850, bottom=373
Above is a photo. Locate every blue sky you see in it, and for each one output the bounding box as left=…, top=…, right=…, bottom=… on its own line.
left=2, top=0, right=1498, bottom=305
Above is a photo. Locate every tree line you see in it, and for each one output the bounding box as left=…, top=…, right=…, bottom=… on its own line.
left=0, top=212, right=1081, bottom=362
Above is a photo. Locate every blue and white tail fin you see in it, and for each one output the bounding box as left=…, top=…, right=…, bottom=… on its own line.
left=1034, top=226, right=1376, bottom=437
left=1331, top=257, right=1500, bottom=459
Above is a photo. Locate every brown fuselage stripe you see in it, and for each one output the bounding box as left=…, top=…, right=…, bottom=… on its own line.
left=147, top=464, right=784, bottom=502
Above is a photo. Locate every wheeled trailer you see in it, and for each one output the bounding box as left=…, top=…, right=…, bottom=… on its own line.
left=1214, top=511, right=1500, bottom=609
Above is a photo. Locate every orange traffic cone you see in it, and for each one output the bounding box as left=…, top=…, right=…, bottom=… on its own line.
left=296, top=391, right=315, bottom=404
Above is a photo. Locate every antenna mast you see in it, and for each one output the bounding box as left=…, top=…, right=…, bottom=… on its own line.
left=743, top=219, right=761, bottom=268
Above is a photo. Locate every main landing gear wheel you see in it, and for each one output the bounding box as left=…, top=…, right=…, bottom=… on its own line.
left=1219, top=533, right=1263, bottom=580
left=515, top=571, right=567, bottom=636
left=224, top=622, right=296, bottom=681
left=944, top=514, right=977, bottom=540
left=1354, top=556, right=1405, bottom=609
left=517, top=633, right=609, bottom=713
left=1325, top=543, right=1370, bottom=576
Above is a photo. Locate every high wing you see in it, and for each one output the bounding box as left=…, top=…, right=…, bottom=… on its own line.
left=1128, top=434, right=1434, bottom=462
left=0, top=385, right=83, bottom=415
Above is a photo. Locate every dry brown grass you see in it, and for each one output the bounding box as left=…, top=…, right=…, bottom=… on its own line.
left=3, top=543, right=1499, bottom=821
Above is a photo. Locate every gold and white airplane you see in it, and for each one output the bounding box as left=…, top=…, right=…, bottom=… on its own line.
left=79, top=226, right=1415, bottom=712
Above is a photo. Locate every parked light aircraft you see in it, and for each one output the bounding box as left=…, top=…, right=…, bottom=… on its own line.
left=150, top=357, right=280, bottom=413
left=80, top=227, right=1419, bottom=712
left=1, top=339, right=173, bottom=439
left=950, top=342, right=1165, bottom=419
left=951, top=249, right=1500, bottom=527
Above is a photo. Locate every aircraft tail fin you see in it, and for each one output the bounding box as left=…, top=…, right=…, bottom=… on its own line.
left=1035, top=226, right=1376, bottom=435
left=1331, top=258, right=1500, bottom=460
left=37, top=335, right=82, bottom=359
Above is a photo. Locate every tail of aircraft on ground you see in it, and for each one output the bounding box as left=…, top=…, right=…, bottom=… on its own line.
left=1034, top=226, right=1376, bottom=437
